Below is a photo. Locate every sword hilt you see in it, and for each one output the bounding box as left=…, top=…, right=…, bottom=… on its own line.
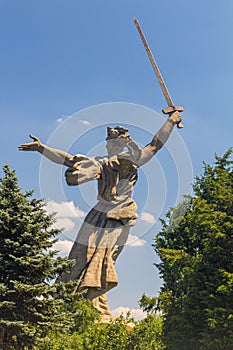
left=162, top=106, right=184, bottom=129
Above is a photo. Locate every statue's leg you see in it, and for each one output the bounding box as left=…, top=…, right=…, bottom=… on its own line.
left=82, top=219, right=131, bottom=322
left=86, top=287, right=113, bottom=323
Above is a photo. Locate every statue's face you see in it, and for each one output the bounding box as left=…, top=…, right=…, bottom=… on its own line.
left=105, top=126, right=131, bottom=156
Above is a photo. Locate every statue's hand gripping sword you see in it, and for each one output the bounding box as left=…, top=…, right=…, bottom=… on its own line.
left=134, top=17, right=184, bottom=129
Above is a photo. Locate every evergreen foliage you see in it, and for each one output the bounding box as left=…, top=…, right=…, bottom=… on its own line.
left=38, top=314, right=164, bottom=350
left=154, top=150, right=233, bottom=349
left=0, top=164, right=75, bottom=349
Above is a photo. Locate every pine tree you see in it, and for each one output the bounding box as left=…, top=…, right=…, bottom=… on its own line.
left=154, top=150, right=233, bottom=350
left=0, top=164, right=74, bottom=349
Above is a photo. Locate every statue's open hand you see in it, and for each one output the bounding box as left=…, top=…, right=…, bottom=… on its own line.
left=18, top=135, right=42, bottom=152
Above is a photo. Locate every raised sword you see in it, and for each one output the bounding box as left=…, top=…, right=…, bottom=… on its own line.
left=133, top=17, right=184, bottom=128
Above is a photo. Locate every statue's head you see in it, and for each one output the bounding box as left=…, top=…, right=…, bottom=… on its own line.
left=105, top=126, right=131, bottom=156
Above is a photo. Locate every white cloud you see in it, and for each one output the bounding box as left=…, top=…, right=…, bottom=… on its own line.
left=46, top=200, right=85, bottom=219
left=52, top=239, right=73, bottom=256
left=52, top=217, right=76, bottom=232
left=80, top=119, right=91, bottom=126
left=140, top=212, right=156, bottom=224
left=126, top=234, right=146, bottom=247
left=45, top=200, right=85, bottom=234
left=56, top=114, right=72, bottom=123
left=111, top=306, right=147, bottom=321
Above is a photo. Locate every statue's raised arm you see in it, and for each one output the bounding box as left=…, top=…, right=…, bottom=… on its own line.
left=137, top=111, right=182, bottom=167
left=18, top=134, right=75, bottom=167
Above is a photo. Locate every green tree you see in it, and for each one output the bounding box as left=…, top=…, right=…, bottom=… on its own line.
left=0, top=164, right=75, bottom=349
left=154, top=150, right=233, bottom=350
left=38, top=314, right=165, bottom=350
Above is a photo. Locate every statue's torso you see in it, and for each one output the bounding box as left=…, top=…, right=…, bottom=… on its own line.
left=97, top=156, right=138, bottom=202
left=65, top=154, right=139, bottom=225
left=94, top=156, right=138, bottom=225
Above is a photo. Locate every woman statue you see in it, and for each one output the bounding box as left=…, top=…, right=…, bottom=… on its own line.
left=19, top=111, right=182, bottom=322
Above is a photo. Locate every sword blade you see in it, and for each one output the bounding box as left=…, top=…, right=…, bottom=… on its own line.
left=133, top=17, right=174, bottom=107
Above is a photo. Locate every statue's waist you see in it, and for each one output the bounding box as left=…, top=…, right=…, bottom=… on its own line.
left=93, top=197, right=138, bottom=223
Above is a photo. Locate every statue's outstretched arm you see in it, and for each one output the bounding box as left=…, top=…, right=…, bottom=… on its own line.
left=138, top=111, right=182, bottom=166
left=18, top=135, right=74, bottom=167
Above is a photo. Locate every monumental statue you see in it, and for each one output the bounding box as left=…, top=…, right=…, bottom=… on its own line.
left=18, top=18, right=184, bottom=322
left=18, top=111, right=182, bottom=322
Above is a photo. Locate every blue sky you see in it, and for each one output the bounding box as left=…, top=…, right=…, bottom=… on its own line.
left=1, top=1, right=233, bottom=316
